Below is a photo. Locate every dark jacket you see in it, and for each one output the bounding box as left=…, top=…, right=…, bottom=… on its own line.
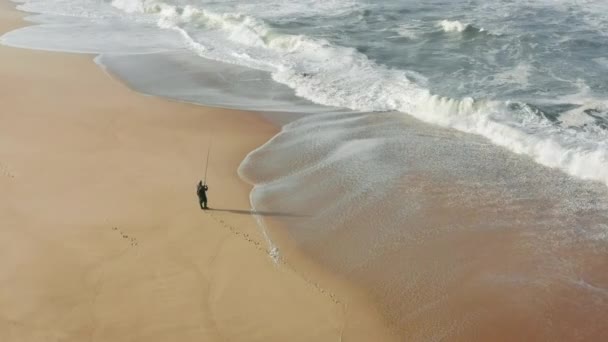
left=197, top=183, right=208, bottom=200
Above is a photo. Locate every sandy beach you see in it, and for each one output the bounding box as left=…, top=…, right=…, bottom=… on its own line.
left=0, top=1, right=395, bottom=341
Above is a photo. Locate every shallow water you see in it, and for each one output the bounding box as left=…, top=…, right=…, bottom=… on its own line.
left=240, top=111, right=608, bottom=340
left=3, top=0, right=608, bottom=339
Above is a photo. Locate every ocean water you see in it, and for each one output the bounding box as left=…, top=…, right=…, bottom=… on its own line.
left=3, top=0, right=608, bottom=339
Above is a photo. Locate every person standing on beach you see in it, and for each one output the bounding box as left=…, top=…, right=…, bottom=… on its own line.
left=197, top=181, right=209, bottom=210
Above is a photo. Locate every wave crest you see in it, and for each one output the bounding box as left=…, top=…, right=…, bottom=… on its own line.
left=437, top=19, right=485, bottom=33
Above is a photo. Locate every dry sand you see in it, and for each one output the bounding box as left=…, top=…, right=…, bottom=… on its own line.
left=0, top=1, right=395, bottom=341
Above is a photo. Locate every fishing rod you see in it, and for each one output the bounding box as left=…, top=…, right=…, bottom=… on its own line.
left=203, top=139, right=212, bottom=186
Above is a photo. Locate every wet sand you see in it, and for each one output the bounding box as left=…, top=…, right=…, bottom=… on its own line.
left=0, top=1, right=396, bottom=341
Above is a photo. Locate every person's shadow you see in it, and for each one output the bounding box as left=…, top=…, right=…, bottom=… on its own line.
left=207, top=208, right=308, bottom=218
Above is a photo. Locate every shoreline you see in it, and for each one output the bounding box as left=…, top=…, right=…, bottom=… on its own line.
left=0, top=1, right=396, bottom=341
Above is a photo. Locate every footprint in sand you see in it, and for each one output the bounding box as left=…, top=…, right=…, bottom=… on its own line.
left=0, top=162, right=15, bottom=178
left=111, top=226, right=139, bottom=247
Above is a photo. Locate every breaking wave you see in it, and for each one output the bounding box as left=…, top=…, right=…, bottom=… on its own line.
left=111, top=0, right=608, bottom=187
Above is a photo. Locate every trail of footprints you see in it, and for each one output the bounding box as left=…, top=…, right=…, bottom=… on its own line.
left=111, top=226, right=139, bottom=247
left=208, top=212, right=264, bottom=250
left=206, top=211, right=342, bottom=305
left=106, top=214, right=341, bottom=305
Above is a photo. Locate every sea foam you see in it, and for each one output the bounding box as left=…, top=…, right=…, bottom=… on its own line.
left=438, top=19, right=470, bottom=32
left=107, top=0, right=608, bottom=187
